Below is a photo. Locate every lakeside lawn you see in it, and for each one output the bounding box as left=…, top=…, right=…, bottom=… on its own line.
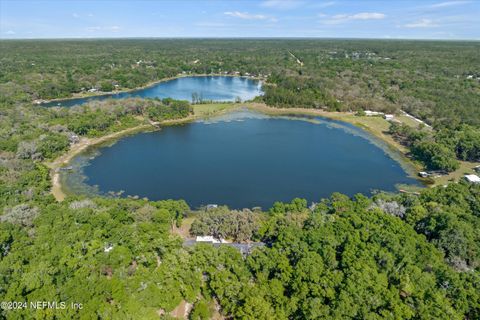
left=192, top=103, right=238, bottom=117
left=433, top=160, right=480, bottom=186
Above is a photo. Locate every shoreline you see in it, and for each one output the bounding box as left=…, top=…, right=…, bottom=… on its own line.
left=48, top=102, right=426, bottom=202
left=243, top=104, right=480, bottom=187
left=47, top=124, right=153, bottom=201
left=46, top=116, right=198, bottom=201
left=244, top=103, right=424, bottom=179
left=46, top=104, right=243, bottom=201
left=36, top=73, right=265, bottom=105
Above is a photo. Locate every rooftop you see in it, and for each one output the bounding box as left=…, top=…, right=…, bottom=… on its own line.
left=464, top=174, right=480, bottom=183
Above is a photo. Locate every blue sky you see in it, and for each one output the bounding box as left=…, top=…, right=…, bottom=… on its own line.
left=1, top=0, right=479, bottom=39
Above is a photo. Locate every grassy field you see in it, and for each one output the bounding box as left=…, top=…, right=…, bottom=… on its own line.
left=192, top=103, right=238, bottom=118
left=171, top=216, right=196, bottom=239
left=396, top=114, right=429, bottom=129
left=433, top=160, right=480, bottom=186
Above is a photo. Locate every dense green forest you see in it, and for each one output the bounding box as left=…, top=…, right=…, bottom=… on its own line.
left=1, top=39, right=479, bottom=319
left=1, top=39, right=479, bottom=125
left=388, top=122, right=480, bottom=172
left=1, top=185, right=479, bottom=319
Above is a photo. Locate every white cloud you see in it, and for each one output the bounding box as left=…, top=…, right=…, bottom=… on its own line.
left=260, top=0, right=304, bottom=10
left=430, top=1, right=471, bottom=8
left=5, top=30, right=15, bottom=35
left=108, top=26, right=121, bottom=32
left=73, top=12, right=95, bottom=18
left=312, top=1, right=336, bottom=9
left=404, top=19, right=439, bottom=28
left=325, top=12, right=386, bottom=24
left=86, top=26, right=101, bottom=32
left=224, top=11, right=269, bottom=20
left=334, top=12, right=386, bottom=20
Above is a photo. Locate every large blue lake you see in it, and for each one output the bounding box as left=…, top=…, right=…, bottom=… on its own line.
left=42, top=76, right=262, bottom=107
left=64, top=110, right=420, bottom=209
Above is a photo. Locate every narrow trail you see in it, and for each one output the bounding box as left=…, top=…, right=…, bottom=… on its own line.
left=288, top=51, right=304, bottom=66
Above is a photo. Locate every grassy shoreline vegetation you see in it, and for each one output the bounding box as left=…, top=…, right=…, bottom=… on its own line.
left=1, top=39, right=480, bottom=319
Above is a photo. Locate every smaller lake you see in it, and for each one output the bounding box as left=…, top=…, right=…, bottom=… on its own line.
left=63, top=109, right=421, bottom=209
left=42, top=76, right=263, bottom=107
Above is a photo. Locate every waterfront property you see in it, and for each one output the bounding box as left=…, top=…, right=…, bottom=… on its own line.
left=195, top=236, right=228, bottom=243
left=184, top=237, right=265, bottom=255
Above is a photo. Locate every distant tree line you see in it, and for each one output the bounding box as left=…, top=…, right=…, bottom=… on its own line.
left=1, top=39, right=478, bottom=125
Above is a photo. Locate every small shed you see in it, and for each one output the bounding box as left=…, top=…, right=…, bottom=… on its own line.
left=195, top=236, right=228, bottom=244
left=419, top=171, right=430, bottom=178
left=364, top=110, right=383, bottom=116
left=464, top=174, right=480, bottom=183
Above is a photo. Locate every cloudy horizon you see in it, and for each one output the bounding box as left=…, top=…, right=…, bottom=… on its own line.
left=1, top=0, right=479, bottom=40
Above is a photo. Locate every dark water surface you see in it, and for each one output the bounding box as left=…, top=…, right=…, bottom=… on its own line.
left=42, top=76, right=262, bottom=107
left=65, top=110, right=420, bottom=209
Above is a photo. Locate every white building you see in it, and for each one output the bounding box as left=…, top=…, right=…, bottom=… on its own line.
left=364, top=110, right=384, bottom=116
left=419, top=171, right=430, bottom=178
left=464, top=174, right=480, bottom=184
left=196, top=236, right=228, bottom=244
